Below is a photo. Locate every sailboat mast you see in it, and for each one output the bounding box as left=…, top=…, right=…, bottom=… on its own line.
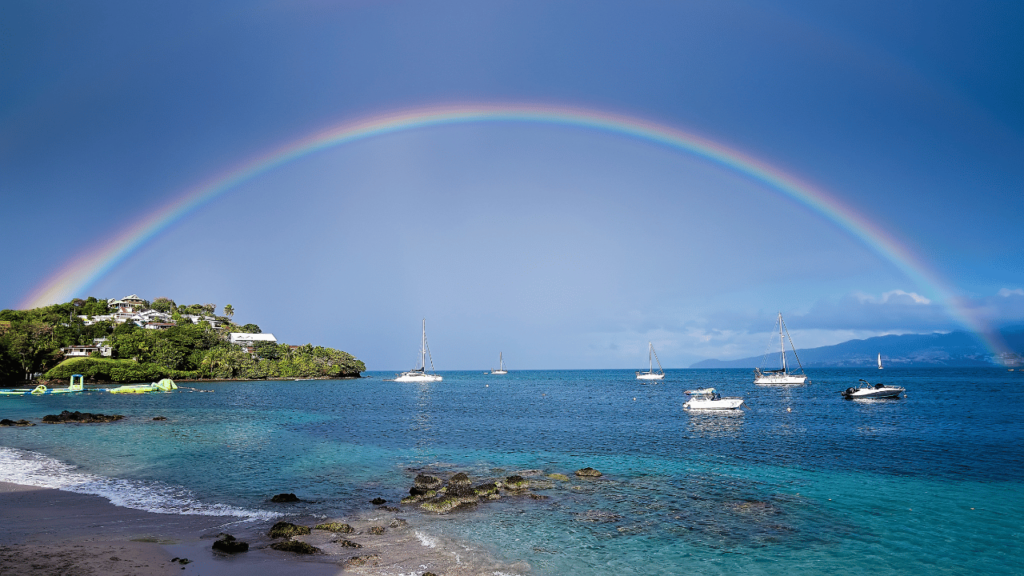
left=649, top=342, right=653, bottom=372
left=421, top=319, right=427, bottom=371
left=779, top=313, right=787, bottom=373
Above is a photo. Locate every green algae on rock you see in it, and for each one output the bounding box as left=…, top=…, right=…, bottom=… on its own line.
left=268, top=521, right=311, bottom=538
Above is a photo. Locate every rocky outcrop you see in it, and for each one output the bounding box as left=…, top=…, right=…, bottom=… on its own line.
left=344, top=554, right=380, bottom=567
left=420, top=495, right=462, bottom=514
left=152, top=416, right=167, bottom=421
left=269, top=540, right=319, bottom=554
left=0, top=419, right=34, bottom=427
left=42, top=411, right=123, bottom=424
left=314, top=522, right=354, bottom=533
left=268, top=522, right=311, bottom=538
left=547, top=473, right=570, bottom=482
left=504, top=475, right=529, bottom=490
left=448, top=472, right=472, bottom=487
left=270, top=493, right=300, bottom=503
left=414, top=474, right=442, bottom=490
left=368, top=526, right=386, bottom=535
left=335, top=539, right=362, bottom=548
left=370, top=497, right=387, bottom=505
left=212, top=534, right=248, bottom=554
left=575, top=467, right=603, bottom=477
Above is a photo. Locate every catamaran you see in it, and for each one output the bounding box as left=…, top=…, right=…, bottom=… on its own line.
left=754, top=312, right=808, bottom=385
left=490, top=352, right=508, bottom=375
left=395, top=319, right=442, bottom=383
left=636, top=342, right=665, bottom=380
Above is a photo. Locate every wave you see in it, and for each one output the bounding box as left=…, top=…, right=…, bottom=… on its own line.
left=0, top=446, right=280, bottom=520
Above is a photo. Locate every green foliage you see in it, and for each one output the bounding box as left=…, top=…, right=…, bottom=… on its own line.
left=2, top=295, right=364, bottom=384
left=150, top=297, right=175, bottom=313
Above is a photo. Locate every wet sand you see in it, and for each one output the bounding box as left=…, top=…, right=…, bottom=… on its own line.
left=0, top=481, right=528, bottom=575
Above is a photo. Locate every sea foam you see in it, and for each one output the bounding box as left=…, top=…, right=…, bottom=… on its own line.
left=0, top=446, right=279, bottom=520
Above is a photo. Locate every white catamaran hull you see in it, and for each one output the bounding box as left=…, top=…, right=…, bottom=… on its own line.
left=684, top=397, right=745, bottom=410
left=490, top=370, right=507, bottom=375
left=395, top=372, right=442, bottom=383
left=754, top=373, right=807, bottom=385
left=636, top=372, right=665, bottom=381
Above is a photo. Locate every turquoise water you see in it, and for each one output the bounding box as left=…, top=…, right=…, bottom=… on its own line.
left=1, top=368, right=1021, bottom=574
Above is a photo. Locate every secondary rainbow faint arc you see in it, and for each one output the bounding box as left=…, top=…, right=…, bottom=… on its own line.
left=20, top=103, right=1008, bottom=355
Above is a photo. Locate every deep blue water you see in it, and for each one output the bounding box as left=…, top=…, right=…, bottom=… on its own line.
left=1, top=368, right=1022, bottom=574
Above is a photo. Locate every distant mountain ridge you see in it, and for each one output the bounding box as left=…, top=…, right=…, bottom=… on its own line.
left=691, top=329, right=1024, bottom=368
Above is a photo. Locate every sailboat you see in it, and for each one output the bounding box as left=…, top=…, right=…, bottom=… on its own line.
left=395, top=319, right=443, bottom=382
left=753, top=313, right=808, bottom=385
left=490, top=352, right=508, bottom=375
left=878, top=353, right=883, bottom=370
left=636, top=342, right=665, bottom=380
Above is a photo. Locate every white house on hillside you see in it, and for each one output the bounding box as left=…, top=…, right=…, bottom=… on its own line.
left=229, top=333, right=277, bottom=346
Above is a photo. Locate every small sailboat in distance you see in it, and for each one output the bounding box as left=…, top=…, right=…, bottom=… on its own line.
left=491, top=352, right=508, bottom=375
left=754, top=313, right=808, bottom=385
left=878, top=353, right=883, bottom=370
left=636, top=342, right=665, bottom=380
left=395, top=319, right=442, bottom=383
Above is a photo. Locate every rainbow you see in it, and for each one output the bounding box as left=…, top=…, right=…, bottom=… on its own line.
left=19, top=103, right=1009, bottom=356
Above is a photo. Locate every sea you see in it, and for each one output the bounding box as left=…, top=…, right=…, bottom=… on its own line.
left=1, top=368, right=1021, bottom=575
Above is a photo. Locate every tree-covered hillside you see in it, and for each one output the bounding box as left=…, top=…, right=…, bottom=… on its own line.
left=0, top=296, right=364, bottom=383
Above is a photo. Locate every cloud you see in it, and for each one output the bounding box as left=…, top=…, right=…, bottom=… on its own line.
left=998, top=288, right=1024, bottom=297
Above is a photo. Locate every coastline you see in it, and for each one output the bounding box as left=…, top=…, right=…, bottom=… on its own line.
left=0, top=480, right=528, bottom=575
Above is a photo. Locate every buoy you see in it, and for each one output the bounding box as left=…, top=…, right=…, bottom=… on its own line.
left=787, top=407, right=792, bottom=412
left=485, top=384, right=488, bottom=387
left=971, top=507, right=975, bottom=510
left=633, top=397, right=636, bottom=401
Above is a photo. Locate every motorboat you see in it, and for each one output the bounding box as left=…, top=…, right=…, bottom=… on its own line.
left=490, top=352, right=508, bottom=375
left=840, top=379, right=904, bottom=400
left=683, top=388, right=745, bottom=410
left=636, top=341, right=665, bottom=380
left=754, top=312, right=808, bottom=385
left=395, top=319, right=443, bottom=383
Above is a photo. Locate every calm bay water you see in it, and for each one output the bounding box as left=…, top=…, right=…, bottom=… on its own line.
left=1, top=368, right=1022, bottom=574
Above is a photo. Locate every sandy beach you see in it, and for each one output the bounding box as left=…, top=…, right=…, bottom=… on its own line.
left=0, top=481, right=528, bottom=576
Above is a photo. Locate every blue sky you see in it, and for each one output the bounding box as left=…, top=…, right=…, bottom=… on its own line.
left=1, top=1, right=1022, bottom=369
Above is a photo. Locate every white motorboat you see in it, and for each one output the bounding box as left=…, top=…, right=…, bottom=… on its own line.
left=491, top=352, right=508, bottom=375
left=684, top=388, right=745, bottom=410
left=636, top=342, right=665, bottom=380
left=840, top=379, right=904, bottom=400
left=395, top=319, right=443, bottom=383
left=878, top=353, right=883, bottom=370
left=754, top=312, right=808, bottom=385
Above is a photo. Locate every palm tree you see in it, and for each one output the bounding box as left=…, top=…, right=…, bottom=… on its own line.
left=223, top=304, right=234, bottom=319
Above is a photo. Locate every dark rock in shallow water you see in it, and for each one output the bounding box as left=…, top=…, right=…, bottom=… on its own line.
left=42, top=410, right=123, bottom=424
left=575, top=467, right=603, bottom=477
left=344, top=554, right=380, bottom=567
left=447, top=483, right=479, bottom=504
left=370, top=497, right=387, bottom=505
left=528, top=493, right=550, bottom=500
left=514, top=469, right=545, bottom=477
left=335, top=539, right=362, bottom=548
left=270, top=493, right=300, bottom=503
left=409, top=485, right=435, bottom=497
left=268, top=522, right=311, bottom=538
left=314, top=522, right=354, bottom=533
left=389, top=518, right=408, bottom=528
left=379, top=505, right=401, bottom=512
left=269, top=540, right=319, bottom=554
left=368, top=526, right=386, bottom=535
left=414, top=474, right=442, bottom=490
left=0, top=419, right=34, bottom=427
left=504, top=475, right=529, bottom=490
left=448, top=472, right=472, bottom=487
left=152, top=416, right=167, bottom=421
left=473, top=482, right=499, bottom=497
left=212, top=534, right=249, bottom=554
left=421, top=495, right=461, bottom=514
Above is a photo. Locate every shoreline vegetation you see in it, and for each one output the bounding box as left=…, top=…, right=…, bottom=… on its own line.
left=0, top=295, right=364, bottom=385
